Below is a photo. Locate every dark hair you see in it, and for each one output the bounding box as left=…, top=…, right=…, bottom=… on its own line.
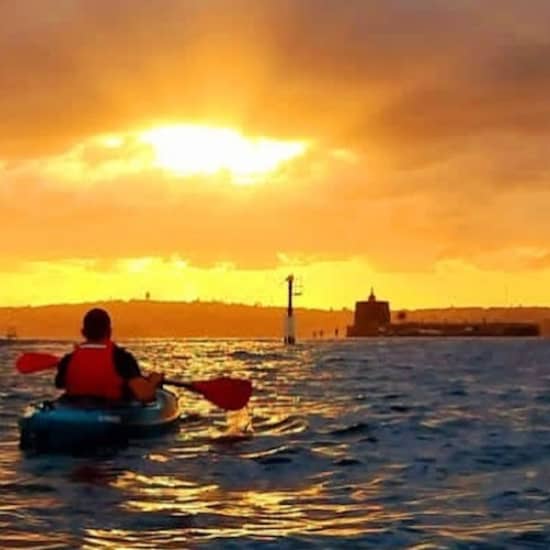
left=82, top=308, right=111, bottom=341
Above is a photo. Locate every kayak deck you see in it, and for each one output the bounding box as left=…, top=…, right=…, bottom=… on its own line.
left=19, top=389, right=181, bottom=453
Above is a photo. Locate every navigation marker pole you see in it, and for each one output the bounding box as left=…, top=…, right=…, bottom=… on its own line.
left=284, top=274, right=302, bottom=345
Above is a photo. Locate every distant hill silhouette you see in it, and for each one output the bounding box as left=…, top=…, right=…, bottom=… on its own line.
left=0, top=300, right=353, bottom=339
left=3, top=301, right=550, bottom=339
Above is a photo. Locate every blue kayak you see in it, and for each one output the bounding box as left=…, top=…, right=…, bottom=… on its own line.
left=19, top=389, right=181, bottom=453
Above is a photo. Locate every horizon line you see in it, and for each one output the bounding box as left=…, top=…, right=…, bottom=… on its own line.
left=1, top=298, right=549, bottom=312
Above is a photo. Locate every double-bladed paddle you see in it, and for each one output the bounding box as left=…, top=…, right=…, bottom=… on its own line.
left=15, top=352, right=252, bottom=411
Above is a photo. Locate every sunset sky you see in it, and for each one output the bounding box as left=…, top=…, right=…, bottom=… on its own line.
left=2, top=1, right=550, bottom=309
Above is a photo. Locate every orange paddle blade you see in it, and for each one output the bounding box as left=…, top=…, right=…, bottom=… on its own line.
left=16, top=352, right=60, bottom=374
left=191, top=378, right=252, bottom=410
left=166, top=377, right=253, bottom=410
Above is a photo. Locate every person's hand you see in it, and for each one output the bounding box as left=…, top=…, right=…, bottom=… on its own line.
left=147, top=372, right=164, bottom=388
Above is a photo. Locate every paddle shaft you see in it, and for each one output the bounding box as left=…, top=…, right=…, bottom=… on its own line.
left=16, top=352, right=252, bottom=410
left=163, top=379, right=195, bottom=392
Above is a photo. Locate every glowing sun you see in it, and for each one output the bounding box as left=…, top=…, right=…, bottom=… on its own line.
left=140, top=124, right=307, bottom=184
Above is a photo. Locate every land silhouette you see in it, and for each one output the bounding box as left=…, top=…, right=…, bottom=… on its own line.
left=2, top=300, right=550, bottom=339
left=0, top=300, right=351, bottom=339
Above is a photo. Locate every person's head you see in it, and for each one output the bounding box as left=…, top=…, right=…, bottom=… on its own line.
left=81, top=308, right=112, bottom=342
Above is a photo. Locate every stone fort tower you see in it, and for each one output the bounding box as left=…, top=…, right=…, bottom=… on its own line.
left=346, top=288, right=390, bottom=337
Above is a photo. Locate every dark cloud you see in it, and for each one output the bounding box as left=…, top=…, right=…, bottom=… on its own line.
left=1, top=1, right=549, bottom=155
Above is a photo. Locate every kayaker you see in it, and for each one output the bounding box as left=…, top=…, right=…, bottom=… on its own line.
left=55, top=308, right=163, bottom=402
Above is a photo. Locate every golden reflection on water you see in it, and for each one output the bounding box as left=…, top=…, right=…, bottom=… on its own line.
left=147, top=453, right=169, bottom=463
left=107, top=469, right=397, bottom=541
left=99, top=340, right=389, bottom=541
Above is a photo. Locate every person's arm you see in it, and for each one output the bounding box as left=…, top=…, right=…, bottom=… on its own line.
left=114, top=346, right=164, bottom=403
left=55, top=353, right=73, bottom=389
left=127, top=374, right=164, bottom=403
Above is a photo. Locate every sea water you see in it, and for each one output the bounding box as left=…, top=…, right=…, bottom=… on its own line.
left=1, top=338, right=549, bottom=548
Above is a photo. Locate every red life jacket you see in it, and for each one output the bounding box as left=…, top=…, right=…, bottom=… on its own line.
left=65, top=341, right=124, bottom=400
